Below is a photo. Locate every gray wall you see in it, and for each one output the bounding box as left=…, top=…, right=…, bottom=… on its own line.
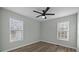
left=0, top=8, right=40, bottom=51
left=41, top=14, right=77, bottom=49
left=0, top=8, right=2, bottom=51
left=77, top=12, right=79, bottom=51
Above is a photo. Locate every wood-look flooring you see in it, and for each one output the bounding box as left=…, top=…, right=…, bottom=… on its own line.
left=10, top=41, right=76, bottom=52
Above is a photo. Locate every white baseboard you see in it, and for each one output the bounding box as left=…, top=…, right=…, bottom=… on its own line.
left=2, top=40, right=40, bottom=52
left=41, top=40, right=77, bottom=50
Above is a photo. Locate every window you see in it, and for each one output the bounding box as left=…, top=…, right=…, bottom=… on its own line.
left=10, top=18, right=23, bottom=42
left=57, top=21, right=69, bottom=41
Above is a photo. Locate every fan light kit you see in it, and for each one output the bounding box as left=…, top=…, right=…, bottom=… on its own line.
left=42, top=16, right=45, bottom=19
left=33, top=7, right=55, bottom=19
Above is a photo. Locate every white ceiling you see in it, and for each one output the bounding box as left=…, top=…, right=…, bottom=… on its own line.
left=3, top=7, right=79, bottom=22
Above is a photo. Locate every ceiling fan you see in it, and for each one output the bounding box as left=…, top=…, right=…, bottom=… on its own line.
left=33, top=7, right=55, bottom=19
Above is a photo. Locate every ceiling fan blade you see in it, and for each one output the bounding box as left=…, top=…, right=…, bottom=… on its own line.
left=46, top=13, right=55, bottom=15
left=36, top=15, right=42, bottom=18
left=33, top=10, right=42, bottom=14
left=44, top=7, right=50, bottom=13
